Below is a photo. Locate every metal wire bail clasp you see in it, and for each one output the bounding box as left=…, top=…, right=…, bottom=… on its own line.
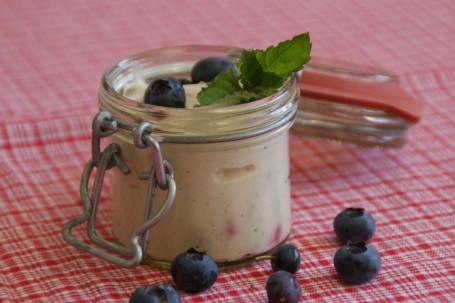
left=62, top=111, right=176, bottom=268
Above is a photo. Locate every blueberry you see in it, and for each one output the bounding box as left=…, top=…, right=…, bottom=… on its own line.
left=333, top=208, right=375, bottom=243
left=144, top=77, right=186, bottom=108
left=191, top=57, right=237, bottom=83
left=129, top=284, right=181, bottom=303
left=271, top=244, right=301, bottom=274
left=266, top=271, right=302, bottom=303
left=171, top=248, right=218, bottom=293
left=334, top=242, right=381, bottom=285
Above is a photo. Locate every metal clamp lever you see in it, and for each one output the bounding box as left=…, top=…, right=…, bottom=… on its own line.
left=62, top=112, right=176, bottom=267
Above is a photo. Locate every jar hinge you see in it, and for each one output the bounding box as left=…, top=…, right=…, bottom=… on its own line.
left=62, top=111, right=176, bottom=267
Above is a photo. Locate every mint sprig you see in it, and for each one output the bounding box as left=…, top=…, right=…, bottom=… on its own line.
left=196, top=32, right=312, bottom=107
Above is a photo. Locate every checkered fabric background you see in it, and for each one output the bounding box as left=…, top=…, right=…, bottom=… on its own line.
left=1, top=0, right=454, bottom=302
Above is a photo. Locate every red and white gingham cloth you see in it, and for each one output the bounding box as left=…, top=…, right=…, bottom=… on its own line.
left=1, top=0, right=454, bottom=302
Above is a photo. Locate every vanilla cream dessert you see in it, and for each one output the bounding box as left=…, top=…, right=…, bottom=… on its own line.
left=108, top=74, right=292, bottom=263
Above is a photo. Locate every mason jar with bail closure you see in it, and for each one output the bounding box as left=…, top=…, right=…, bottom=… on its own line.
left=62, top=45, right=300, bottom=267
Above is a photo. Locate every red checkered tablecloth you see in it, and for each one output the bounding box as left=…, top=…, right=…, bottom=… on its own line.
left=1, top=0, right=454, bottom=302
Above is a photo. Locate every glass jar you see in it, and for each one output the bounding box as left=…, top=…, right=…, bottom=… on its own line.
left=87, top=45, right=299, bottom=266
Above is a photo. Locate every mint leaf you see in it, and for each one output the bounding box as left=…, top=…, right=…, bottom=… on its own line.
left=196, top=69, right=241, bottom=106
left=250, top=49, right=266, bottom=68
left=259, top=72, right=283, bottom=90
left=238, top=51, right=262, bottom=90
left=239, top=50, right=283, bottom=91
left=255, top=32, right=312, bottom=79
left=196, top=32, right=311, bottom=107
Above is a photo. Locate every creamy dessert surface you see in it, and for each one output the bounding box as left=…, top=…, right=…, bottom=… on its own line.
left=109, top=76, right=292, bottom=262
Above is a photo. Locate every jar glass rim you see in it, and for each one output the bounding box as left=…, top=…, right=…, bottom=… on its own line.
left=97, top=45, right=300, bottom=142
